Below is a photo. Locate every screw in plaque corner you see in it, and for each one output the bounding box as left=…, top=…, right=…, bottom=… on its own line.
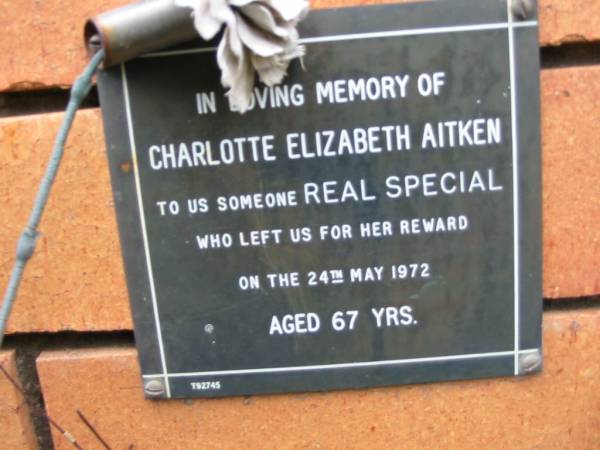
left=144, top=379, right=166, bottom=398
left=518, top=350, right=543, bottom=375
left=511, top=0, right=534, bottom=20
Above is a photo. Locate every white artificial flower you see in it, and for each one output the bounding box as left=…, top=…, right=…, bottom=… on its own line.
left=176, top=0, right=309, bottom=113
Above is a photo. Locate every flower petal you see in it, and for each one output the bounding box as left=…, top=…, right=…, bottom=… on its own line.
left=208, top=0, right=236, bottom=23
left=260, top=0, right=309, bottom=21
left=228, top=0, right=257, bottom=6
left=236, top=15, right=284, bottom=57
left=251, top=54, right=287, bottom=86
left=239, top=3, right=289, bottom=38
left=218, top=26, right=256, bottom=112
left=183, top=0, right=309, bottom=113
left=175, top=0, right=199, bottom=9
left=194, top=13, right=224, bottom=40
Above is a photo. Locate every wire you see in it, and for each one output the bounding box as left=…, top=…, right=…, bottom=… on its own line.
left=0, top=50, right=105, bottom=348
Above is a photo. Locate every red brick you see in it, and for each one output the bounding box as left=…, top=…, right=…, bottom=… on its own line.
left=36, top=309, right=600, bottom=450
left=1, top=0, right=599, bottom=92
left=538, top=0, right=600, bottom=45
left=0, top=0, right=129, bottom=92
left=0, top=350, right=38, bottom=449
left=0, top=110, right=132, bottom=333
left=541, top=66, right=600, bottom=297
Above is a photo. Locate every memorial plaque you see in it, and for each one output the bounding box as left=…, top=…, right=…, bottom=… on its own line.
left=98, top=0, right=542, bottom=399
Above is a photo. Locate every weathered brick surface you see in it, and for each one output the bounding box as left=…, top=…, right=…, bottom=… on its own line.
left=538, top=0, right=600, bottom=45
left=0, top=110, right=132, bottom=333
left=0, top=350, right=38, bottom=450
left=1, top=65, right=599, bottom=333
left=542, top=66, right=600, bottom=297
left=0, top=0, right=128, bottom=92
left=36, top=309, right=600, bottom=449
left=1, top=0, right=600, bottom=92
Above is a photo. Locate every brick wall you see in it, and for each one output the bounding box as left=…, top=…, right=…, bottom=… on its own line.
left=0, top=0, right=599, bottom=448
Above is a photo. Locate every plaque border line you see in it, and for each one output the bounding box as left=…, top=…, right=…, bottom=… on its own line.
left=141, top=349, right=539, bottom=379
left=121, top=17, right=538, bottom=396
left=142, top=20, right=538, bottom=59
left=121, top=64, right=172, bottom=398
left=507, top=0, right=521, bottom=377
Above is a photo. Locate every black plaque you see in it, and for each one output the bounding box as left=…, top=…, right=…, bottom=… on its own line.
left=98, top=0, right=542, bottom=399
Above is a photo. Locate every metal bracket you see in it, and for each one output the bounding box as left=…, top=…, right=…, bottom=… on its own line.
left=85, top=0, right=197, bottom=68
